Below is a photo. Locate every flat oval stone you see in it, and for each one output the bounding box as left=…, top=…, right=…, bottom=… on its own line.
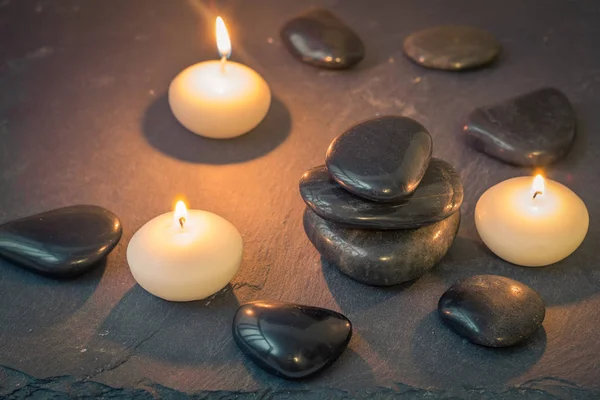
left=280, top=9, right=365, bottom=69
left=0, top=205, right=122, bottom=278
left=304, top=208, right=460, bottom=286
left=403, top=25, right=500, bottom=70
left=463, top=88, right=576, bottom=166
left=233, top=301, right=352, bottom=379
left=299, top=158, right=463, bottom=229
left=326, top=116, right=432, bottom=202
left=438, top=275, right=546, bottom=347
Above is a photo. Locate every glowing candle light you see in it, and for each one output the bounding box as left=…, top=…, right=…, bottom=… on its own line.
left=127, top=200, right=243, bottom=301
left=168, top=17, right=271, bottom=139
left=475, top=174, right=589, bottom=267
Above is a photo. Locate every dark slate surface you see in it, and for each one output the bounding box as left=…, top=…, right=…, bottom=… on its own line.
left=0, top=0, right=599, bottom=398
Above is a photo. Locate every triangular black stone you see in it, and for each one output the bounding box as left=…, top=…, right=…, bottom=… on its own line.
left=233, top=301, right=352, bottom=379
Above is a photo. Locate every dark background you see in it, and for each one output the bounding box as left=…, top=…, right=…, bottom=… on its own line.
left=0, top=0, right=599, bottom=398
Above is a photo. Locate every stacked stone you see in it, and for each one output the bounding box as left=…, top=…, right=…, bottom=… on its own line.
left=300, top=116, right=464, bottom=286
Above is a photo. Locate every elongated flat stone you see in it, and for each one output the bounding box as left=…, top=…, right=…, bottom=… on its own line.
left=233, top=301, right=352, bottom=379
left=281, top=9, right=365, bottom=69
left=439, top=275, right=546, bottom=347
left=304, top=208, right=460, bottom=286
left=299, top=158, right=463, bottom=229
left=326, top=116, right=432, bottom=202
left=463, top=88, right=576, bottom=166
left=0, top=205, right=122, bottom=278
left=403, top=25, right=500, bottom=70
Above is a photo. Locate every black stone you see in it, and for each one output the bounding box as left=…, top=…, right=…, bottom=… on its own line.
left=304, top=208, right=460, bottom=286
left=439, top=275, right=546, bottom=347
left=403, top=25, right=500, bottom=70
left=326, top=116, right=432, bottom=202
left=280, top=9, right=365, bottom=69
left=463, top=88, right=576, bottom=166
left=233, top=301, right=352, bottom=379
left=0, top=205, right=122, bottom=278
left=299, top=158, right=463, bottom=230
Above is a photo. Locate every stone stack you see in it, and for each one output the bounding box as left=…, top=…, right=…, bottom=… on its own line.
left=300, top=116, right=464, bottom=286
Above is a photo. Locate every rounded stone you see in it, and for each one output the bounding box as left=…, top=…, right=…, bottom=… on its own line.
left=300, top=158, right=463, bottom=230
left=280, top=9, right=365, bottom=69
left=463, top=88, right=576, bottom=166
left=0, top=205, right=122, bottom=278
left=233, top=301, right=352, bottom=379
left=303, top=208, right=460, bottom=286
left=403, top=25, right=500, bottom=70
left=438, top=275, right=546, bottom=347
left=326, top=116, right=432, bottom=202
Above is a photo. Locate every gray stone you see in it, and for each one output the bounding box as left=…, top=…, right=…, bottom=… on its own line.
left=326, top=116, right=432, bottom=202
left=280, top=9, right=365, bottom=69
left=299, top=158, right=463, bottom=230
left=403, top=25, right=500, bottom=70
left=463, top=87, right=576, bottom=166
left=303, top=208, right=460, bottom=286
left=0, top=205, right=122, bottom=278
left=439, top=275, right=546, bottom=347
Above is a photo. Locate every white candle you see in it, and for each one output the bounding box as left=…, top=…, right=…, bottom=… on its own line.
left=169, top=16, right=271, bottom=139
left=127, top=201, right=243, bottom=301
left=475, top=175, right=589, bottom=267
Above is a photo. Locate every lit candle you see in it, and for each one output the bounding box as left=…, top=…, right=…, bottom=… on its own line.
left=475, top=175, right=589, bottom=267
left=169, top=17, right=271, bottom=139
left=127, top=201, right=243, bottom=301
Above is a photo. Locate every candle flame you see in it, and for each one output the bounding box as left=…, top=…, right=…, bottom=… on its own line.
left=531, top=174, right=545, bottom=199
left=216, top=16, right=232, bottom=59
left=174, top=200, right=188, bottom=228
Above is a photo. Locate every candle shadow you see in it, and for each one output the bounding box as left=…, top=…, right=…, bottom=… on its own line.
left=141, top=94, right=291, bottom=164
left=0, top=257, right=106, bottom=335
left=93, top=284, right=241, bottom=366
left=408, top=311, right=547, bottom=387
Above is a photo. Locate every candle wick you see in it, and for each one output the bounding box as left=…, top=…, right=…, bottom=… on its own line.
left=179, top=216, right=186, bottom=228
left=220, top=56, right=227, bottom=73
left=533, top=191, right=542, bottom=199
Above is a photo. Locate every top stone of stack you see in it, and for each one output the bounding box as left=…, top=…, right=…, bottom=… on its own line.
left=326, top=116, right=433, bottom=203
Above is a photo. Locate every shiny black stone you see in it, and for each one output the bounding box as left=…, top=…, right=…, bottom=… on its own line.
left=463, top=88, right=576, bottom=166
left=403, top=25, right=500, bottom=70
left=280, top=9, right=365, bottom=69
left=0, top=205, right=122, bottom=278
left=439, top=275, right=546, bottom=347
left=233, top=301, right=352, bottom=379
left=326, top=116, right=432, bottom=202
left=304, top=208, right=460, bottom=286
left=299, top=158, right=463, bottom=230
